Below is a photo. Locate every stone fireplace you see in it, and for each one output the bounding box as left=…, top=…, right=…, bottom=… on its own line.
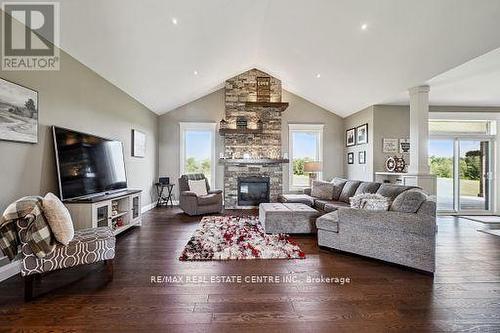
left=222, top=69, right=289, bottom=208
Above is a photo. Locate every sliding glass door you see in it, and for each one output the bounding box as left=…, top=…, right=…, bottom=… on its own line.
left=429, top=138, right=493, bottom=214
left=459, top=140, right=491, bottom=211
left=429, top=139, right=455, bottom=212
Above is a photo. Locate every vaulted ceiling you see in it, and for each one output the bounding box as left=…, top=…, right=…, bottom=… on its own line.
left=54, top=0, right=500, bottom=116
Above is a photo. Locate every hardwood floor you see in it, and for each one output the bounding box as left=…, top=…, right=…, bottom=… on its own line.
left=1, top=208, right=500, bottom=332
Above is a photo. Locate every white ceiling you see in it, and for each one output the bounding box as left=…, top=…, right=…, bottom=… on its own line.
left=53, top=0, right=500, bottom=116
left=384, top=47, right=500, bottom=107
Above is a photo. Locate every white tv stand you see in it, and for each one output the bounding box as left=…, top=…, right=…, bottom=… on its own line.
left=64, top=190, right=142, bottom=236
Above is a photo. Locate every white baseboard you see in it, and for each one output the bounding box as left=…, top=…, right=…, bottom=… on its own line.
left=141, top=201, right=179, bottom=214
left=141, top=202, right=156, bottom=213
left=0, top=260, right=20, bottom=282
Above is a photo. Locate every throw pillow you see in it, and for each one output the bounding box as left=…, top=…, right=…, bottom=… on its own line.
left=350, top=193, right=389, bottom=211
left=188, top=179, right=208, bottom=196
left=330, top=177, right=347, bottom=201
left=42, top=192, right=74, bottom=245
left=310, top=180, right=334, bottom=200
left=390, top=189, right=427, bottom=213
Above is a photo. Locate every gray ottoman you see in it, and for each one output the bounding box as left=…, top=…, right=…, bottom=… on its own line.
left=259, top=203, right=319, bottom=234
left=278, top=194, right=314, bottom=206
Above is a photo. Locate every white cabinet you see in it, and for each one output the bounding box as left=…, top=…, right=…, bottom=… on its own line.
left=374, top=172, right=437, bottom=195
left=65, top=191, right=142, bottom=236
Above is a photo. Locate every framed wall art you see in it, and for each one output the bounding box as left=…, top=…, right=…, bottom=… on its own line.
left=346, top=128, right=356, bottom=147
left=132, top=129, right=146, bottom=157
left=347, top=152, right=354, bottom=164
left=0, top=77, right=38, bottom=143
left=356, top=123, right=368, bottom=145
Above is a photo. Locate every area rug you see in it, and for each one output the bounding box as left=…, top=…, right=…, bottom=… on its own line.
left=478, top=229, right=500, bottom=237
left=179, top=215, right=305, bottom=260
left=461, top=216, right=500, bottom=224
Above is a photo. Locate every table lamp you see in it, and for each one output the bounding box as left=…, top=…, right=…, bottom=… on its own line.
left=304, top=161, right=322, bottom=186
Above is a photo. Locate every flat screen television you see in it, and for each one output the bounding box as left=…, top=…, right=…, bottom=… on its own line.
left=53, top=126, right=127, bottom=200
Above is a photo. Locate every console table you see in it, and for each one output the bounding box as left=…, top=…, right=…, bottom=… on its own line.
left=64, top=190, right=142, bottom=236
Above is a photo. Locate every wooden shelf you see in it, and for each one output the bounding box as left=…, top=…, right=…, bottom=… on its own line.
left=111, top=211, right=128, bottom=219
left=219, top=128, right=263, bottom=135
left=113, top=221, right=139, bottom=236
left=219, top=158, right=289, bottom=165
left=245, top=101, right=289, bottom=111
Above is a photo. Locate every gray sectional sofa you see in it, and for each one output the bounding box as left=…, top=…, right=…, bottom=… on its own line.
left=278, top=178, right=437, bottom=274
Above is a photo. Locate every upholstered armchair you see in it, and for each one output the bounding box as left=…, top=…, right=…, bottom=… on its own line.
left=178, top=174, right=223, bottom=216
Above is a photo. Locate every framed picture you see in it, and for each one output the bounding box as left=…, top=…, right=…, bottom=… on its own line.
left=0, top=78, right=38, bottom=143
left=358, top=151, right=366, bottom=164
left=356, top=123, right=368, bottom=145
left=132, top=129, right=146, bottom=157
left=347, top=152, right=354, bottom=164
left=399, top=138, right=410, bottom=153
left=382, top=138, right=398, bottom=153
left=346, top=128, right=356, bottom=147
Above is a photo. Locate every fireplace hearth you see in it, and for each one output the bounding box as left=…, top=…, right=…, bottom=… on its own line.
left=238, top=176, right=270, bottom=207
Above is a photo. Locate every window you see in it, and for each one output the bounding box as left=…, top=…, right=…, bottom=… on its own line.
left=179, top=123, right=216, bottom=186
left=289, top=124, right=324, bottom=189
left=429, top=120, right=494, bottom=135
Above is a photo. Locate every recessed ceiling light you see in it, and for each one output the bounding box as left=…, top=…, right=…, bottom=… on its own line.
left=361, top=23, right=368, bottom=30
left=316, top=73, right=321, bottom=78
left=171, top=17, right=178, bottom=25
left=193, top=70, right=198, bottom=75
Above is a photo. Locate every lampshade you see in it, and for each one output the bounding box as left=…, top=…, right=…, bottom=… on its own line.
left=304, top=161, right=322, bottom=172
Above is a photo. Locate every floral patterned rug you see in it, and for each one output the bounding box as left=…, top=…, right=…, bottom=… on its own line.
left=179, top=215, right=305, bottom=260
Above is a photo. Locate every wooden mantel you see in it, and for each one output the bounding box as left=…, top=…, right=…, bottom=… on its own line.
left=219, top=158, right=289, bottom=165
left=245, top=101, right=289, bottom=112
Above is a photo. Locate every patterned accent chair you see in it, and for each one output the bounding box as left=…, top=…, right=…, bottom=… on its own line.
left=178, top=173, right=223, bottom=216
left=18, top=218, right=115, bottom=300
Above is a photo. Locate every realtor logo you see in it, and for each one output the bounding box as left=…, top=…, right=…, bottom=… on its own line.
left=2, top=2, right=60, bottom=70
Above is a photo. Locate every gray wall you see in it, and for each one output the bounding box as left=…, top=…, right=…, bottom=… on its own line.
left=158, top=88, right=345, bottom=195
left=0, top=49, right=159, bottom=212
left=372, top=105, right=410, bottom=173
left=344, top=106, right=374, bottom=181
left=281, top=90, right=344, bottom=192
left=158, top=89, right=225, bottom=195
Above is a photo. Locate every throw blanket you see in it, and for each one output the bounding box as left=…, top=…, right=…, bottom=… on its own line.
left=0, top=196, right=56, bottom=261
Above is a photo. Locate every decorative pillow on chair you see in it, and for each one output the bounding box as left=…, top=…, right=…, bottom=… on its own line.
left=310, top=180, right=334, bottom=200
left=350, top=193, right=389, bottom=211
left=42, top=192, right=74, bottom=245
left=188, top=179, right=208, bottom=196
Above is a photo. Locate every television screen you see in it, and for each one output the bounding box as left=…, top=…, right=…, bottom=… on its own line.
left=53, top=126, right=127, bottom=200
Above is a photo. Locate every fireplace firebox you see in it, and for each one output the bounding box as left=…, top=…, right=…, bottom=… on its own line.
left=237, top=176, right=270, bottom=206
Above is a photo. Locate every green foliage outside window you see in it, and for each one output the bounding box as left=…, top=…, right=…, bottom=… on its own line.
left=293, top=157, right=312, bottom=175
left=185, top=157, right=211, bottom=175
left=430, top=151, right=481, bottom=181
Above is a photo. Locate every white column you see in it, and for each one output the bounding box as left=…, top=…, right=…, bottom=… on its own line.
left=408, top=85, right=430, bottom=174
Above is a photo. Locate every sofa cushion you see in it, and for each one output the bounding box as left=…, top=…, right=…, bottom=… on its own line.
left=278, top=194, right=314, bottom=206
left=310, top=180, right=334, bottom=200
left=313, top=199, right=336, bottom=211
left=391, top=189, right=427, bottom=213
left=197, top=193, right=220, bottom=206
left=323, top=201, right=350, bottom=213
left=350, top=193, right=389, bottom=211
left=338, top=180, right=361, bottom=203
left=376, top=184, right=416, bottom=201
left=354, top=182, right=381, bottom=195
left=417, top=198, right=437, bottom=217
left=316, top=211, right=339, bottom=232
left=330, top=177, right=348, bottom=201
